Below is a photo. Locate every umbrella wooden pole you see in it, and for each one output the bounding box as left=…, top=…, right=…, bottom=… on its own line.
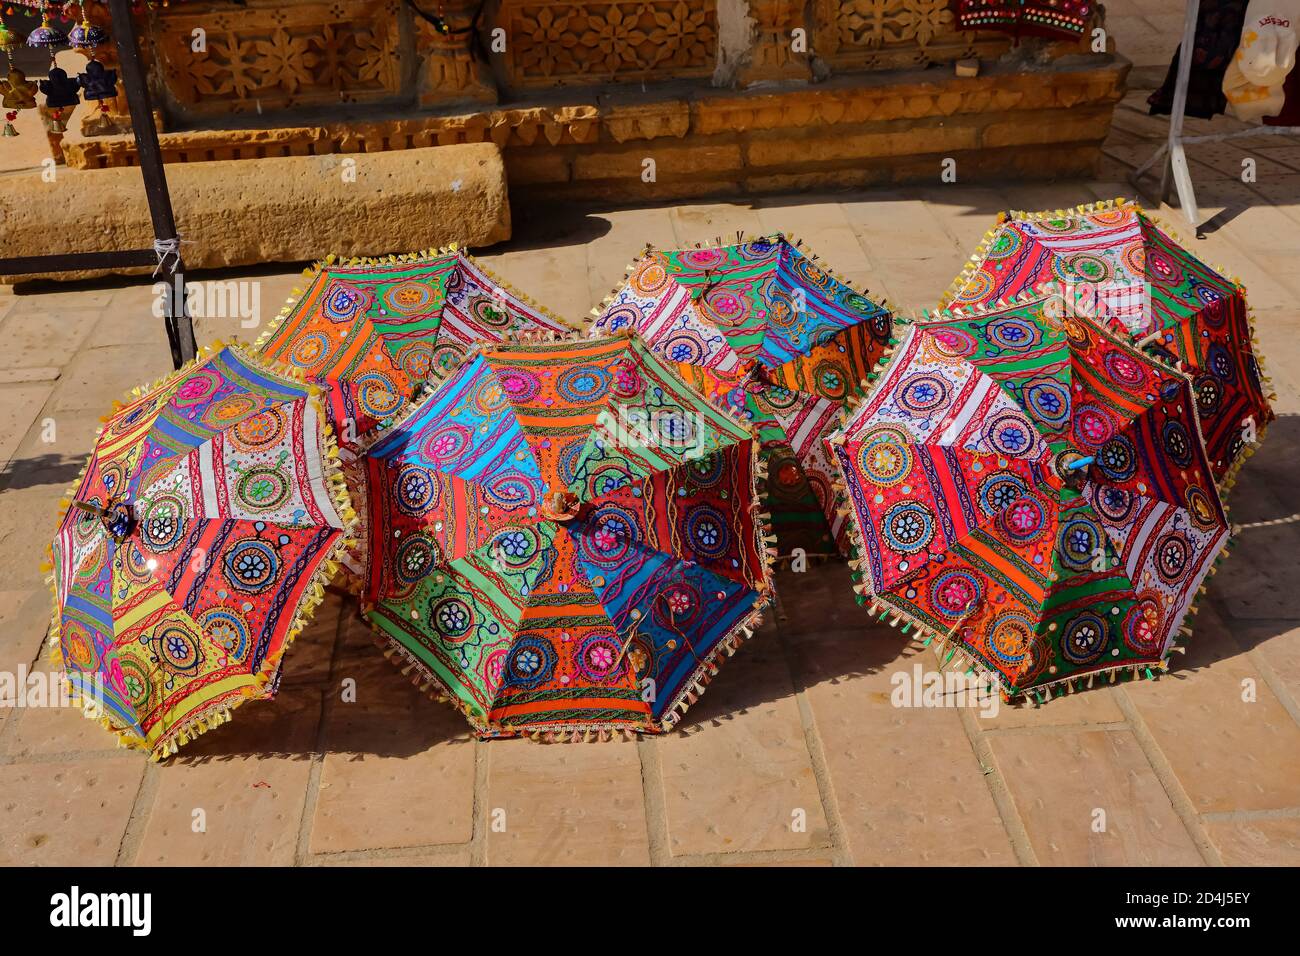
left=107, top=0, right=196, bottom=369
left=71, top=500, right=109, bottom=519
left=0, top=0, right=196, bottom=369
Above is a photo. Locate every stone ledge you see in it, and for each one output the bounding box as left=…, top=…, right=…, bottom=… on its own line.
left=0, top=143, right=510, bottom=283
left=59, top=56, right=1129, bottom=170
left=40, top=55, right=1130, bottom=213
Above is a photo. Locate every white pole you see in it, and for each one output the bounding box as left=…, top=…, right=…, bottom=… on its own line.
left=1166, top=0, right=1203, bottom=226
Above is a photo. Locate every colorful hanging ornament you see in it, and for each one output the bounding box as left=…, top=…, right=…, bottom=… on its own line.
left=67, top=16, right=105, bottom=51
left=0, top=20, right=23, bottom=56
left=77, top=57, right=115, bottom=113
left=39, top=65, right=78, bottom=131
left=954, top=1, right=1093, bottom=42
left=25, top=4, right=67, bottom=48
left=1, top=65, right=37, bottom=105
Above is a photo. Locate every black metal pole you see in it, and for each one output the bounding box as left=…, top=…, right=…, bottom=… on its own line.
left=107, top=0, right=195, bottom=368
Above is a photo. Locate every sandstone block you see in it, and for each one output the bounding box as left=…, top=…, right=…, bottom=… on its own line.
left=746, top=122, right=980, bottom=167
left=572, top=143, right=743, bottom=182
left=1, top=142, right=511, bottom=283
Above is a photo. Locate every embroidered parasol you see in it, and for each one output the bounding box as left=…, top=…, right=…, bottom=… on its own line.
left=942, top=198, right=1275, bottom=486
left=361, top=333, right=774, bottom=739
left=255, top=246, right=577, bottom=449
left=255, top=247, right=577, bottom=592
left=46, top=343, right=354, bottom=758
left=830, top=290, right=1230, bottom=700
left=591, top=233, right=893, bottom=555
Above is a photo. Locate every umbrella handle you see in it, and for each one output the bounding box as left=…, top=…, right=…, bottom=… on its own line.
left=72, top=499, right=110, bottom=518
left=614, top=589, right=702, bottom=672
left=942, top=599, right=981, bottom=645
left=72, top=498, right=135, bottom=542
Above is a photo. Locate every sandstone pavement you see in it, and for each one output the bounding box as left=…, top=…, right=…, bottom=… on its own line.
left=2, top=12, right=1299, bottom=866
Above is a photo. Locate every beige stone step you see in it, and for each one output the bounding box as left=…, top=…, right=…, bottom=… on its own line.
left=0, top=142, right=510, bottom=283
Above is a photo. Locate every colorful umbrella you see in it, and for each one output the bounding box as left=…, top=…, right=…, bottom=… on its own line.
left=255, top=246, right=576, bottom=449
left=941, top=198, right=1274, bottom=485
left=47, top=343, right=354, bottom=758
left=361, top=333, right=774, bottom=739
left=591, top=233, right=893, bottom=555
left=829, top=290, right=1230, bottom=699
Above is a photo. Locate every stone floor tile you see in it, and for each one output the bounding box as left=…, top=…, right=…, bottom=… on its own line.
left=1223, top=620, right=1300, bottom=708
left=95, top=281, right=179, bottom=348
left=983, top=685, right=1125, bottom=730
left=841, top=195, right=963, bottom=267
left=1110, top=17, right=1175, bottom=69
left=668, top=202, right=767, bottom=246
left=476, top=244, right=590, bottom=326
left=485, top=737, right=650, bottom=866
left=312, top=741, right=476, bottom=854
left=278, top=591, right=344, bottom=689
left=905, top=186, right=1009, bottom=253
left=5, top=685, right=125, bottom=757
left=775, top=561, right=872, bottom=640
left=755, top=199, right=877, bottom=278
left=1123, top=607, right=1300, bottom=814
left=795, top=635, right=1017, bottom=865
left=177, top=680, right=325, bottom=759
left=989, top=729, right=1203, bottom=865
left=134, top=755, right=312, bottom=866
left=0, top=756, right=144, bottom=865
left=0, top=384, right=55, bottom=470
left=1219, top=203, right=1300, bottom=255
left=0, top=587, right=50, bottom=666
left=864, top=253, right=969, bottom=313
left=49, top=341, right=175, bottom=414
left=0, top=410, right=103, bottom=496
left=312, top=847, right=473, bottom=866
left=311, top=632, right=476, bottom=853
left=0, top=483, right=73, bottom=596
left=1205, top=816, right=1300, bottom=866
left=0, top=307, right=100, bottom=371
left=584, top=205, right=678, bottom=309
left=656, top=628, right=829, bottom=857
left=723, top=856, right=835, bottom=867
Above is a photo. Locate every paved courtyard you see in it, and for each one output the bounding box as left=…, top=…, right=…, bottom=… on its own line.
left=3, top=9, right=1300, bottom=866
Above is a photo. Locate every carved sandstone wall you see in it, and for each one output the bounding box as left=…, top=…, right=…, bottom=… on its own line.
left=58, top=0, right=1127, bottom=200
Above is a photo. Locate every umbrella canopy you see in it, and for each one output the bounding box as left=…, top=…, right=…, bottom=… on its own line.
left=256, top=247, right=576, bottom=449
left=592, top=234, right=893, bottom=554
left=48, top=344, right=354, bottom=758
left=941, top=198, right=1274, bottom=485
left=829, top=290, right=1230, bottom=699
left=362, top=334, right=774, bottom=739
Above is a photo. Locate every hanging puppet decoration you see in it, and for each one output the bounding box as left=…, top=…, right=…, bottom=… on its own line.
left=0, top=1, right=111, bottom=138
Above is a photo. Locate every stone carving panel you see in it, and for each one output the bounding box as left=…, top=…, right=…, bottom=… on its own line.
left=812, top=0, right=1010, bottom=71
left=152, top=0, right=403, bottom=115
left=492, top=0, right=717, bottom=89
left=414, top=1, right=498, bottom=106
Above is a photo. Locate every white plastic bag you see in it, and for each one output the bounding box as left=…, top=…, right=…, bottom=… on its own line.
left=1224, top=0, right=1300, bottom=122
